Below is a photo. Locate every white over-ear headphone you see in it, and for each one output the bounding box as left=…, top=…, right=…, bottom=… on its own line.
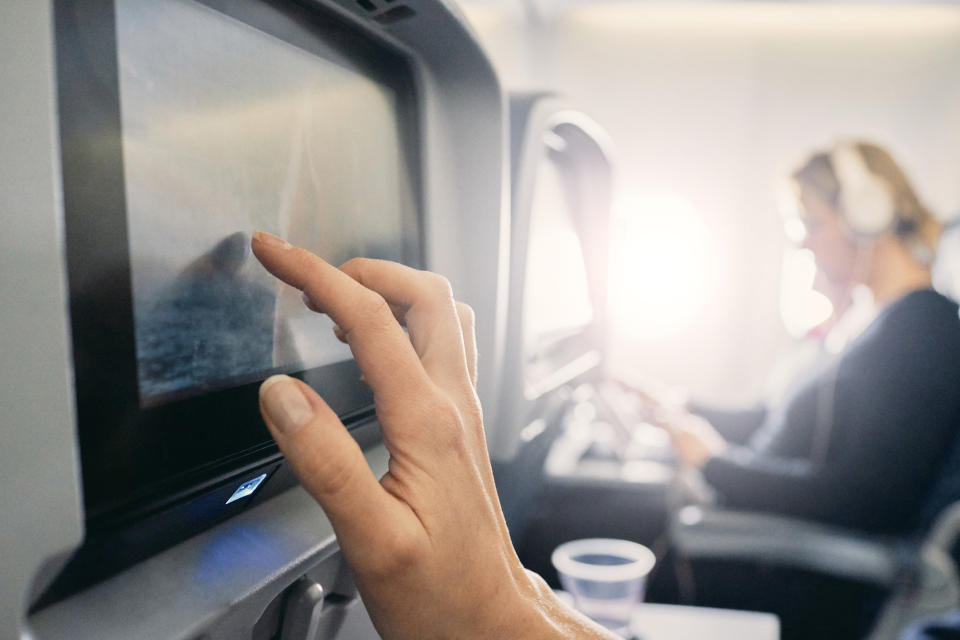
left=830, top=142, right=934, bottom=266
left=830, top=142, right=897, bottom=238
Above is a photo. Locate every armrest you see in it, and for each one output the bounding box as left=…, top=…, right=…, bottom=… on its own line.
left=670, top=506, right=915, bottom=587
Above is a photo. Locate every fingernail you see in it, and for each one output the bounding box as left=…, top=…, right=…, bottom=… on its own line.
left=260, top=375, right=313, bottom=436
left=253, top=230, right=292, bottom=250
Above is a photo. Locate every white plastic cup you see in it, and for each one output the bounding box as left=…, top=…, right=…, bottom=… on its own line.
left=551, top=538, right=656, bottom=636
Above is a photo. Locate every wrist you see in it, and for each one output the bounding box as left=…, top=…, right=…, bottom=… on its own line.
left=509, top=570, right=620, bottom=640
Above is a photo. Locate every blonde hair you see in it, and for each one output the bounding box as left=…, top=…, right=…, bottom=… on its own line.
left=790, top=141, right=941, bottom=263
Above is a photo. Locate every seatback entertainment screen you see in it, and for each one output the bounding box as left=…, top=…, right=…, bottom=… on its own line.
left=117, top=0, right=416, bottom=407
left=59, top=0, right=420, bottom=525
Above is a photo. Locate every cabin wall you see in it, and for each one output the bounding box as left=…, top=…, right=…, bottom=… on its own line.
left=465, top=2, right=960, bottom=405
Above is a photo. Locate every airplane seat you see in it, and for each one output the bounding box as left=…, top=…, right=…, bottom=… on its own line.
left=669, top=391, right=960, bottom=638
left=913, top=432, right=960, bottom=544
left=670, top=403, right=960, bottom=638
left=667, top=215, right=960, bottom=639
left=494, top=391, right=571, bottom=548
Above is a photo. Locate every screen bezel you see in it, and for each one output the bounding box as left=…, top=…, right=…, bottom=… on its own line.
left=56, top=0, right=422, bottom=530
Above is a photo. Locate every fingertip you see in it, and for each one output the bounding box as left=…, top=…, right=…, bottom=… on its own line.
left=259, top=374, right=314, bottom=436
left=259, top=373, right=290, bottom=396
left=252, top=230, right=292, bottom=251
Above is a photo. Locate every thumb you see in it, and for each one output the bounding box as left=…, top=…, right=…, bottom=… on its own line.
left=258, top=375, right=393, bottom=543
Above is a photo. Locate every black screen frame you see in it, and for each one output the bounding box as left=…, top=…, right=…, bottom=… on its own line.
left=56, top=0, right=423, bottom=531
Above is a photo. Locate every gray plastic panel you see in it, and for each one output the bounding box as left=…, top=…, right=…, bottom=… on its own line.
left=489, top=95, right=615, bottom=461
left=0, top=2, right=85, bottom=639
left=4, top=0, right=507, bottom=639
left=30, top=445, right=389, bottom=640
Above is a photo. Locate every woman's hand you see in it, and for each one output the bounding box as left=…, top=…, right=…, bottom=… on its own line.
left=251, top=231, right=616, bottom=640
left=658, top=412, right=728, bottom=469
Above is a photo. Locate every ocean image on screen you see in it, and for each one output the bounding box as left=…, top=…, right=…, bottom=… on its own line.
left=116, top=0, right=414, bottom=406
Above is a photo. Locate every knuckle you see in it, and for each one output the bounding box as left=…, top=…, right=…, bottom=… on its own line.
left=359, top=291, right=392, bottom=322
left=421, top=391, right=464, bottom=450
left=455, top=301, right=475, bottom=325
left=388, top=535, right=422, bottom=570
left=524, top=569, right=553, bottom=597
left=427, top=396, right=468, bottom=451
left=340, top=256, right=371, bottom=277
left=427, top=395, right=461, bottom=427
left=421, top=271, right=453, bottom=299
left=306, top=453, right=357, bottom=500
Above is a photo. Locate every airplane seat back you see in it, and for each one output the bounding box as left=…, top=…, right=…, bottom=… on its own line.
left=3, top=1, right=508, bottom=638
left=911, top=221, right=960, bottom=548
left=912, top=429, right=960, bottom=547
left=495, top=391, right=572, bottom=545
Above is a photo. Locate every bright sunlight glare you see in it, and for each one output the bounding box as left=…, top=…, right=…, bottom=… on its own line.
left=608, top=194, right=710, bottom=340
left=780, top=248, right=834, bottom=338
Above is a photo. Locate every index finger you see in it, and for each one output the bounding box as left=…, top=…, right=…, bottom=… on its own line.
left=251, top=231, right=431, bottom=405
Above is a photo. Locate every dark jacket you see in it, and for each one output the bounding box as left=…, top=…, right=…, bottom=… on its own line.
left=702, top=289, right=960, bottom=534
